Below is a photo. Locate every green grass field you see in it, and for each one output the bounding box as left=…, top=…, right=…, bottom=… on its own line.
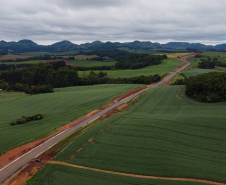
left=201, top=52, right=226, bottom=64
left=67, top=60, right=116, bottom=67
left=177, top=56, right=223, bottom=78
left=0, top=84, right=143, bottom=155
left=182, top=68, right=220, bottom=78
left=27, top=164, right=215, bottom=185
left=0, top=60, right=43, bottom=65
left=78, top=58, right=183, bottom=78
left=55, top=86, right=226, bottom=183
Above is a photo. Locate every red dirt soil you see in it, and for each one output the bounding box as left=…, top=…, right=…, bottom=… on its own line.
left=0, top=109, right=101, bottom=170
left=3, top=101, right=131, bottom=185
left=0, top=87, right=143, bottom=171
left=112, top=87, right=145, bottom=103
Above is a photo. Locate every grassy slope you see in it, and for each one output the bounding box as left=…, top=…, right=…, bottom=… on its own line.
left=67, top=60, right=116, bottom=67
left=182, top=68, right=220, bottom=78
left=55, top=86, right=226, bottom=183
left=201, top=52, right=226, bottom=64
left=0, top=84, right=142, bottom=155
left=181, top=56, right=223, bottom=78
left=78, top=58, right=183, bottom=78
left=27, top=164, right=214, bottom=185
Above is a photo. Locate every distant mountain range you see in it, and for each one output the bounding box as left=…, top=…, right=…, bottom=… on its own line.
left=0, top=39, right=226, bottom=55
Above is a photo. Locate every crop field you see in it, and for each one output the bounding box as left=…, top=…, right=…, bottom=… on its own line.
left=74, top=55, right=99, bottom=60
left=0, top=55, right=31, bottom=61
left=0, top=84, right=143, bottom=155
left=182, top=68, right=220, bottom=78
left=0, top=60, right=43, bottom=65
left=201, top=52, right=226, bottom=64
left=215, top=66, right=226, bottom=72
left=167, top=53, right=191, bottom=58
left=186, top=56, right=199, bottom=68
left=78, top=58, right=183, bottom=78
left=67, top=60, right=116, bottom=67
left=55, top=86, right=226, bottom=183
left=27, top=164, right=215, bottom=185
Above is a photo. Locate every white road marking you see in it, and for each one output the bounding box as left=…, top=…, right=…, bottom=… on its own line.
left=0, top=129, right=67, bottom=172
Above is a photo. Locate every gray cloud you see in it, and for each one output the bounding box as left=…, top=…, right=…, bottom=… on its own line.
left=0, top=0, right=226, bottom=45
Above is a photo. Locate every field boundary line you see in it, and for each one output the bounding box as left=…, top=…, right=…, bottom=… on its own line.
left=48, top=161, right=226, bottom=185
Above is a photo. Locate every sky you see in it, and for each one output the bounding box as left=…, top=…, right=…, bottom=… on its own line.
left=0, top=0, right=226, bottom=45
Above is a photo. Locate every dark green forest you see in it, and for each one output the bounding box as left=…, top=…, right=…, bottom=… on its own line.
left=196, top=54, right=226, bottom=69
left=115, top=53, right=167, bottom=69
left=0, top=61, right=161, bottom=94
left=185, top=72, right=226, bottom=102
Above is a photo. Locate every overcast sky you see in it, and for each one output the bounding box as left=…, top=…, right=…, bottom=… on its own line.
left=0, top=0, right=226, bottom=45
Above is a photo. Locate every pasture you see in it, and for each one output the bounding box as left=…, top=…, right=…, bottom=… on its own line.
left=74, top=55, right=98, bottom=60
left=0, top=84, right=142, bottom=155
left=27, top=164, right=215, bottom=185
left=201, top=52, right=226, bottom=64
left=78, top=58, right=183, bottom=78
left=0, top=55, right=31, bottom=61
left=182, top=68, right=220, bottom=78
left=167, top=53, right=191, bottom=58
left=55, top=86, right=226, bottom=183
left=67, top=60, right=116, bottom=67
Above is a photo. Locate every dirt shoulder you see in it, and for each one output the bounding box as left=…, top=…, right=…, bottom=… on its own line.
left=0, top=87, right=145, bottom=171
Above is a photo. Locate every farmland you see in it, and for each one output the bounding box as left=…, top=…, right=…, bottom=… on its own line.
left=0, top=84, right=143, bottom=154
left=201, top=52, right=226, bottom=64
left=0, top=60, right=43, bottom=65
left=67, top=60, right=116, bottom=67
left=182, top=68, right=220, bottom=78
left=74, top=54, right=98, bottom=60
left=55, top=86, right=226, bottom=183
left=167, top=53, right=191, bottom=58
left=0, top=55, right=31, bottom=61
left=180, top=55, right=224, bottom=78
left=27, top=163, right=215, bottom=185
left=78, top=58, right=183, bottom=78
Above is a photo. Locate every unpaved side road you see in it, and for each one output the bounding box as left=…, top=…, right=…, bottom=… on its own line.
left=48, top=161, right=226, bottom=185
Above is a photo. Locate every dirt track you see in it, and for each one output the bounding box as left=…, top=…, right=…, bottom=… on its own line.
left=49, top=161, right=226, bottom=185
left=0, top=53, right=201, bottom=184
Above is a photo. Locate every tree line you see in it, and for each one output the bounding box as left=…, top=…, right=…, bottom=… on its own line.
left=0, top=63, right=36, bottom=71
left=0, top=61, right=161, bottom=94
left=196, top=54, right=226, bottom=69
left=115, top=53, right=167, bottom=69
left=185, top=72, right=226, bottom=102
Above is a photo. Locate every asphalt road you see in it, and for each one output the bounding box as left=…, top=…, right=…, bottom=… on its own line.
left=0, top=53, right=196, bottom=184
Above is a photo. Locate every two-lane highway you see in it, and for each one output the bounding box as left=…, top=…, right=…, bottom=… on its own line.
left=0, top=53, right=196, bottom=184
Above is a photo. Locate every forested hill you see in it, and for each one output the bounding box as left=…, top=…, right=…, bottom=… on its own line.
left=1, top=39, right=226, bottom=54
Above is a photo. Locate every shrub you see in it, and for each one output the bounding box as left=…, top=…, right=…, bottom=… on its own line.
left=10, top=114, right=44, bottom=126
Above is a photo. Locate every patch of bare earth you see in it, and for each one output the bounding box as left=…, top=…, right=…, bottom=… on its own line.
left=48, top=161, right=226, bottom=185
left=0, top=55, right=31, bottom=61
left=3, top=128, right=84, bottom=185
left=112, top=87, right=145, bottom=103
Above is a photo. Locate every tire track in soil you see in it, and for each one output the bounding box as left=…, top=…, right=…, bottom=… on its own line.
left=48, top=161, right=226, bottom=185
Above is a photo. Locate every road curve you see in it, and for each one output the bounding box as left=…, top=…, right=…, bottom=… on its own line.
left=0, top=53, right=196, bottom=184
